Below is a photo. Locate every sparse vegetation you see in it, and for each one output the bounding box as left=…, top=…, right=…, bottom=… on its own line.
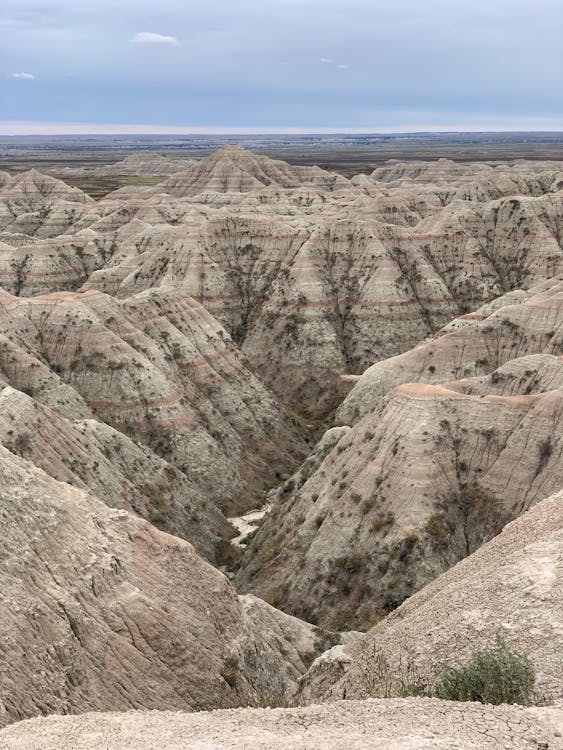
left=402, top=636, right=536, bottom=705
left=424, top=511, right=448, bottom=545
left=1, top=143, right=561, bottom=720
left=220, top=655, right=239, bottom=687
left=368, top=636, right=536, bottom=706
left=425, top=482, right=509, bottom=560
left=430, top=636, right=535, bottom=704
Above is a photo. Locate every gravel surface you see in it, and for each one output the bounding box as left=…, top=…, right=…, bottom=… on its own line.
left=1, top=698, right=562, bottom=750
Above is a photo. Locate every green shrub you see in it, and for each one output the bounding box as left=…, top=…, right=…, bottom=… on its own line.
left=424, top=511, right=448, bottom=546
left=431, top=636, right=535, bottom=705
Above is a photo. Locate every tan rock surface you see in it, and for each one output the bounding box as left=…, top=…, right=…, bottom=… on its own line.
left=338, top=276, right=563, bottom=424
left=237, top=359, right=562, bottom=628
left=0, top=149, right=562, bottom=743
left=0, top=287, right=306, bottom=515
left=0, top=386, right=232, bottom=561
left=1, top=152, right=560, bottom=416
left=0, top=169, right=93, bottom=211
left=155, top=145, right=350, bottom=197
left=0, top=446, right=324, bottom=727
left=1, top=700, right=561, bottom=749
left=299, top=491, right=563, bottom=706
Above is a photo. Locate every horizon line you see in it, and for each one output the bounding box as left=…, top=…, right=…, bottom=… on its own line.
left=1, top=120, right=562, bottom=136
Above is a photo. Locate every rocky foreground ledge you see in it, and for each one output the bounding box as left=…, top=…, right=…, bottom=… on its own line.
left=1, top=699, right=562, bottom=750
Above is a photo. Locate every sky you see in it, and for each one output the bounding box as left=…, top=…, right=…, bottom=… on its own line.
left=1, top=0, right=562, bottom=134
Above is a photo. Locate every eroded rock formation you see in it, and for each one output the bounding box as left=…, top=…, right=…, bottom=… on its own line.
left=0, top=149, right=562, bottom=742
left=0, top=287, right=306, bottom=521
left=0, top=149, right=560, bottom=418
left=299, top=490, right=563, bottom=705
left=0, top=446, right=330, bottom=727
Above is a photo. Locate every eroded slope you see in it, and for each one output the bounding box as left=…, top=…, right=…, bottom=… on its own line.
left=0, top=151, right=560, bottom=417
left=0, top=287, right=306, bottom=517
left=0, top=446, right=326, bottom=727
left=299, top=490, right=563, bottom=705
left=236, top=282, right=562, bottom=628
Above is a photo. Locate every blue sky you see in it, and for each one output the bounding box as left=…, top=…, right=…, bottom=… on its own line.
left=1, top=0, right=562, bottom=133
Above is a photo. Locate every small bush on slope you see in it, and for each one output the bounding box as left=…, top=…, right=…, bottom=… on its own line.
left=430, top=636, right=535, bottom=705
left=400, top=636, right=536, bottom=705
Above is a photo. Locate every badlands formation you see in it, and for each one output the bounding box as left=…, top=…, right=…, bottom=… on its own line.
left=1, top=148, right=561, bottom=415
left=0, top=146, right=562, bottom=748
left=236, top=276, right=562, bottom=628
left=54, top=152, right=200, bottom=177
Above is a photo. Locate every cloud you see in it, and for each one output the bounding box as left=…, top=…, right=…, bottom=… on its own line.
left=12, top=72, right=35, bottom=79
left=130, top=32, right=180, bottom=46
left=2, top=0, right=561, bottom=130
left=321, top=59, right=350, bottom=69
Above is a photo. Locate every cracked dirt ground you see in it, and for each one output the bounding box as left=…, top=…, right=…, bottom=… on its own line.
left=1, top=699, right=562, bottom=750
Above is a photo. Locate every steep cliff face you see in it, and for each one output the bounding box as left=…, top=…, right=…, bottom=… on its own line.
left=299, top=490, right=563, bottom=706
left=0, top=287, right=306, bottom=517
left=0, top=446, right=325, bottom=727
left=79, top=193, right=561, bottom=416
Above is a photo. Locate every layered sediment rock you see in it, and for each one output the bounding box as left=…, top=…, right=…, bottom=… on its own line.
left=338, top=276, right=562, bottom=424
left=236, top=377, right=562, bottom=629
left=0, top=287, right=306, bottom=516
left=1, top=151, right=560, bottom=417
left=236, top=278, right=562, bottom=629
left=0, top=148, right=562, bottom=744
left=0, top=385, right=231, bottom=561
